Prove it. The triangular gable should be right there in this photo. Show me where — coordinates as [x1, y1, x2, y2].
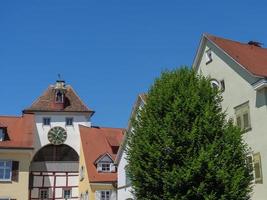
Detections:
[94, 153, 113, 164]
[193, 33, 266, 78]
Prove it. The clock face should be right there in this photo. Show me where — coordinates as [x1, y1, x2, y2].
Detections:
[48, 126, 67, 145]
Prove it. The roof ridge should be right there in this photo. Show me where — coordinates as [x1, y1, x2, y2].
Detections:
[0, 115, 21, 118]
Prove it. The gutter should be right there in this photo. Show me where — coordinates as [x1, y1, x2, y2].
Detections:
[252, 78, 267, 90]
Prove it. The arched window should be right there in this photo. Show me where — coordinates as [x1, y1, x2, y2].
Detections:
[33, 144, 79, 162]
[55, 90, 64, 103]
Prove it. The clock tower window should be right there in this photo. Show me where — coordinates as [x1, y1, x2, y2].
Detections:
[54, 79, 66, 104]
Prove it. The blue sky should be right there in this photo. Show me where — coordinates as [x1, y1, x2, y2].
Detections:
[0, 1, 266, 128]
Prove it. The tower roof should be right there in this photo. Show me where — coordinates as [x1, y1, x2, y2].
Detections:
[23, 83, 94, 114]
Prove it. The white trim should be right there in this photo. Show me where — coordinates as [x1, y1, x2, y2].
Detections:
[253, 79, 267, 90]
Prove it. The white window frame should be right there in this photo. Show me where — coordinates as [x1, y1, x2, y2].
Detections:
[0, 160, 12, 182]
[100, 190, 111, 200]
[100, 162, 111, 172]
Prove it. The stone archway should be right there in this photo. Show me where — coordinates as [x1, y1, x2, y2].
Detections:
[29, 144, 79, 200]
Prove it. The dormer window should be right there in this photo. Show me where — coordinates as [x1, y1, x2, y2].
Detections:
[0, 128, 7, 141]
[0, 129, 5, 141]
[55, 90, 64, 103]
[95, 153, 116, 173]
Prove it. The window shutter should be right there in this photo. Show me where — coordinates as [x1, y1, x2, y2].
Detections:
[12, 161, 19, 182]
[95, 191, 101, 200]
[110, 163, 116, 172]
[110, 190, 117, 200]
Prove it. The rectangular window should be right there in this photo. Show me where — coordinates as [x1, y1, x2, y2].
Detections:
[101, 163, 110, 172]
[66, 117, 73, 126]
[63, 188, 71, 199]
[100, 191, 110, 200]
[205, 49, 213, 64]
[0, 160, 12, 181]
[253, 152, 263, 184]
[43, 118, 51, 126]
[39, 188, 48, 199]
[234, 102, 251, 132]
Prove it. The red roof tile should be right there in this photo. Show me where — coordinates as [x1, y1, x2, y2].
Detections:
[206, 34, 267, 77]
[79, 125, 124, 183]
[0, 114, 34, 149]
[23, 85, 94, 114]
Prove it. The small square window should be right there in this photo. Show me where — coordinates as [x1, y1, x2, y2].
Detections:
[100, 191, 110, 200]
[205, 49, 213, 64]
[39, 188, 48, 199]
[66, 118, 73, 126]
[43, 118, 51, 126]
[63, 188, 71, 199]
[101, 163, 110, 172]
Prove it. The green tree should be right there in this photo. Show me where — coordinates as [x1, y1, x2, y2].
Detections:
[127, 68, 252, 200]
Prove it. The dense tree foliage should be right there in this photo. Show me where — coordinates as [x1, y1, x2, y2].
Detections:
[127, 68, 252, 200]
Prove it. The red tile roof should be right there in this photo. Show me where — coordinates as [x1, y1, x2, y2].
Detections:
[0, 114, 34, 149]
[79, 125, 124, 183]
[206, 34, 267, 77]
[23, 85, 94, 114]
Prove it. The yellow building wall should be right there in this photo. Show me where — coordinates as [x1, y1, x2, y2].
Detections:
[0, 151, 32, 200]
[79, 141, 116, 200]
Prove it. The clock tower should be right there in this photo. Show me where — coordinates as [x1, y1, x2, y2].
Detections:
[23, 80, 94, 200]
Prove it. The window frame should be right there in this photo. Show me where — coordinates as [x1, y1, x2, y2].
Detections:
[100, 190, 111, 200]
[39, 188, 49, 199]
[234, 101, 251, 132]
[0, 129, 5, 141]
[0, 160, 12, 182]
[253, 152, 263, 184]
[205, 48, 213, 64]
[43, 117, 51, 126]
[65, 117, 73, 126]
[63, 188, 72, 199]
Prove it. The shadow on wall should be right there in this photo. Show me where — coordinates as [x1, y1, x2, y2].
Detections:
[256, 89, 267, 108]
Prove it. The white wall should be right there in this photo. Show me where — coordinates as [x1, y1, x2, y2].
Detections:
[196, 39, 267, 200]
[34, 112, 91, 155]
[117, 150, 134, 200]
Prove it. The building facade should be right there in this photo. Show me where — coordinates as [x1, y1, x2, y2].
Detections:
[0, 80, 123, 200]
[193, 34, 267, 200]
[115, 94, 146, 200]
